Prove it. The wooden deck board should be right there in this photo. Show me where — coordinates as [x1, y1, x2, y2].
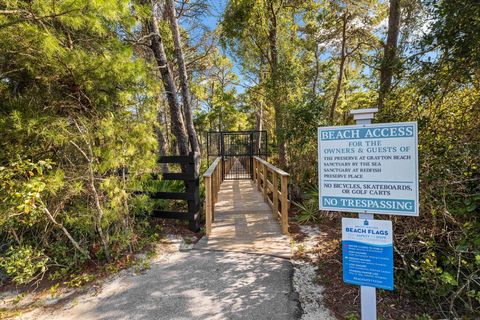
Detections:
[195, 180, 291, 258]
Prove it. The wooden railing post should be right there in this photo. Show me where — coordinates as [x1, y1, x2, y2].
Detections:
[280, 175, 289, 234]
[203, 157, 222, 236]
[256, 159, 261, 191]
[214, 166, 217, 226]
[262, 163, 268, 201]
[205, 176, 212, 236]
[213, 165, 218, 204]
[252, 156, 289, 235]
[273, 171, 278, 218]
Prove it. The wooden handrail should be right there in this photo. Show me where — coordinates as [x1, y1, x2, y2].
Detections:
[203, 157, 221, 177]
[253, 156, 289, 176]
[203, 157, 222, 236]
[253, 156, 290, 234]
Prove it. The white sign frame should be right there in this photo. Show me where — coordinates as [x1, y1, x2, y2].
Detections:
[318, 122, 419, 216]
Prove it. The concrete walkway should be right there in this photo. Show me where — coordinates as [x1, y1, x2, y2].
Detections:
[18, 250, 300, 320]
[195, 180, 291, 258]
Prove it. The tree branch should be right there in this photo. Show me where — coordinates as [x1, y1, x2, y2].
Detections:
[43, 205, 91, 259]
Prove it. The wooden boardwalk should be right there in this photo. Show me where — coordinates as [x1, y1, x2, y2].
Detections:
[195, 180, 291, 258]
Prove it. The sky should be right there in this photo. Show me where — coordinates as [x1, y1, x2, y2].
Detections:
[203, 0, 226, 30]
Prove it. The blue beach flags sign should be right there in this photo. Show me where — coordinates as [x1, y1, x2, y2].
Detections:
[318, 122, 419, 216]
[342, 218, 394, 290]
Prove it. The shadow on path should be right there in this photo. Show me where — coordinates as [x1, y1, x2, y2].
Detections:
[23, 251, 300, 320]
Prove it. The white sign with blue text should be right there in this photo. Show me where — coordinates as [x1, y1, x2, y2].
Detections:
[342, 218, 393, 290]
[318, 122, 419, 216]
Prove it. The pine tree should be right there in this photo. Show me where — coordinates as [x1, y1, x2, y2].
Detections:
[0, 0, 158, 280]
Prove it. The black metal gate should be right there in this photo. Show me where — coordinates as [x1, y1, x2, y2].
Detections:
[207, 131, 268, 180]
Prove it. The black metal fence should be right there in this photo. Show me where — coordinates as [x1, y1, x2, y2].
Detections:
[207, 131, 268, 180]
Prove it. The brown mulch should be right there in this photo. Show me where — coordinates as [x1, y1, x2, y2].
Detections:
[150, 218, 202, 240]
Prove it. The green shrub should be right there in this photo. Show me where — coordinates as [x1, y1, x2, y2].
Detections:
[0, 0, 158, 285]
[0, 246, 49, 285]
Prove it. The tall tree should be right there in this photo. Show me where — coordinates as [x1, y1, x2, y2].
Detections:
[329, 12, 348, 124]
[316, 0, 383, 124]
[254, 60, 267, 154]
[378, 0, 401, 110]
[156, 96, 170, 172]
[146, 0, 190, 156]
[0, 0, 159, 281]
[221, 0, 304, 167]
[267, 1, 287, 166]
[193, 48, 245, 132]
[165, 0, 200, 161]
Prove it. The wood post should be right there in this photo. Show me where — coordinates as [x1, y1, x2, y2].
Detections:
[203, 157, 223, 236]
[256, 159, 261, 191]
[213, 165, 218, 204]
[273, 171, 278, 218]
[262, 163, 268, 201]
[212, 166, 216, 220]
[280, 175, 289, 234]
[205, 175, 212, 236]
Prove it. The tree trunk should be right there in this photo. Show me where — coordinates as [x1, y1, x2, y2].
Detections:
[146, 3, 189, 157]
[218, 100, 222, 132]
[378, 0, 401, 110]
[330, 13, 348, 125]
[268, 3, 286, 167]
[312, 43, 320, 98]
[255, 61, 265, 155]
[165, 0, 200, 173]
[71, 121, 111, 261]
[254, 100, 263, 154]
[156, 100, 169, 173]
[209, 81, 215, 130]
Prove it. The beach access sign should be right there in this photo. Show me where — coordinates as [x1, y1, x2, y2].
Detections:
[342, 218, 393, 290]
[318, 122, 419, 216]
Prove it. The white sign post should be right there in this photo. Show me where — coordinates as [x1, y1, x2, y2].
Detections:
[318, 108, 419, 320]
[353, 109, 377, 320]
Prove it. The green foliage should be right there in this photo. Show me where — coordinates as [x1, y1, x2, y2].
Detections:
[378, 2, 480, 311]
[388, 86, 480, 315]
[192, 48, 249, 132]
[285, 98, 327, 186]
[63, 273, 96, 288]
[0, 246, 49, 285]
[294, 200, 321, 224]
[423, 0, 480, 79]
[0, 159, 54, 227]
[0, 0, 159, 285]
[345, 312, 358, 320]
[293, 186, 321, 224]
